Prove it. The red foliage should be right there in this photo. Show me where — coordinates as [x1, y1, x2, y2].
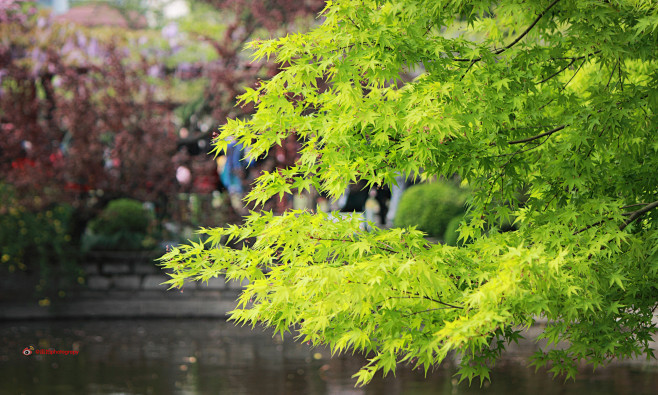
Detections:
[0, 13, 180, 224]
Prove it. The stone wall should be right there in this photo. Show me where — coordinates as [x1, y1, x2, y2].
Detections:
[0, 251, 248, 320]
[81, 251, 247, 293]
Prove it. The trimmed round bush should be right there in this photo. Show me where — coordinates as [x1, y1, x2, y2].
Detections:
[394, 181, 466, 238]
[85, 198, 153, 250]
[90, 198, 150, 235]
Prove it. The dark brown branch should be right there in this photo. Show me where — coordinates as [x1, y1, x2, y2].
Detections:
[553, 50, 601, 61]
[454, 0, 562, 62]
[574, 200, 658, 234]
[496, 133, 552, 160]
[537, 57, 587, 111]
[388, 294, 464, 310]
[574, 219, 608, 235]
[538, 57, 577, 84]
[493, 0, 562, 55]
[620, 200, 658, 231]
[605, 59, 619, 89]
[402, 307, 449, 317]
[346, 15, 360, 30]
[508, 125, 566, 145]
[460, 59, 478, 81]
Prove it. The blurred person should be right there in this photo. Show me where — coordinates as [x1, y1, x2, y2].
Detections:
[220, 139, 247, 214]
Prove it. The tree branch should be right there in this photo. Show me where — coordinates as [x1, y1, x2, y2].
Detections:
[402, 307, 450, 317]
[619, 200, 658, 231]
[538, 57, 577, 84]
[493, 0, 562, 56]
[508, 125, 566, 145]
[390, 293, 464, 310]
[454, 0, 562, 62]
[574, 200, 658, 234]
[574, 218, 608, 235]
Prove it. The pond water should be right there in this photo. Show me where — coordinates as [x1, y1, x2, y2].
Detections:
[1, 319, 656, 395]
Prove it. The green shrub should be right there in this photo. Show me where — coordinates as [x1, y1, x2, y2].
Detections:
[394, 181, 466, 238]
[0, 183, 80, 291]
[89, 198, 150, 234]
[84, 198, 154, 251]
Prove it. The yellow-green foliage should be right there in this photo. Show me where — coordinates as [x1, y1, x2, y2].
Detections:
[162, 0, 658, 385]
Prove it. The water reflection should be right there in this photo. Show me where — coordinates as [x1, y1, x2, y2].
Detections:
[0, 319, 656, 394]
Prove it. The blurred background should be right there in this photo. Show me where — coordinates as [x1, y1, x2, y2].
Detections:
[1, 0, 328, 298]
[1, 1, 657, 393]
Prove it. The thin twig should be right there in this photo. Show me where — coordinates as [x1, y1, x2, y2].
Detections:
[346, 15, 360, 30]
[377, 295, 463, 310]
[493, 0, 562, 56]
[460, 59, 478, 81]
[508, 125, 566, 145]
[574, 219, 608, 235]
[606, 59, 619, 89]
[538, 57, 577, 84]
[309, 235, 398, 254]
[395, 290, 464, 310]
[497, 134, 551, 157]
[538, 57, 587, 111]
[402, 307, 449, 317]
[424, 22, 434, 36]
[552, 50, 601, 61]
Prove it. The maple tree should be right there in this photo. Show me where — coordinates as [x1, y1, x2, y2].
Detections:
[162, 0, 658, 385]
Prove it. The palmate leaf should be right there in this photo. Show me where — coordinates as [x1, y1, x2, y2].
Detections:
[161, 0, 658, 386]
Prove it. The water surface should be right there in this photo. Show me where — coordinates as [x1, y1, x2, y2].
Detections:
[1, 319, 656, 394]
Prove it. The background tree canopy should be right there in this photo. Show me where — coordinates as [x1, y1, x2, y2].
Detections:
[161, 0, 658, 385]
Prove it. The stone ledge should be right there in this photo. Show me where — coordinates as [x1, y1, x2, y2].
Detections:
[0, 298, 239, 320]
